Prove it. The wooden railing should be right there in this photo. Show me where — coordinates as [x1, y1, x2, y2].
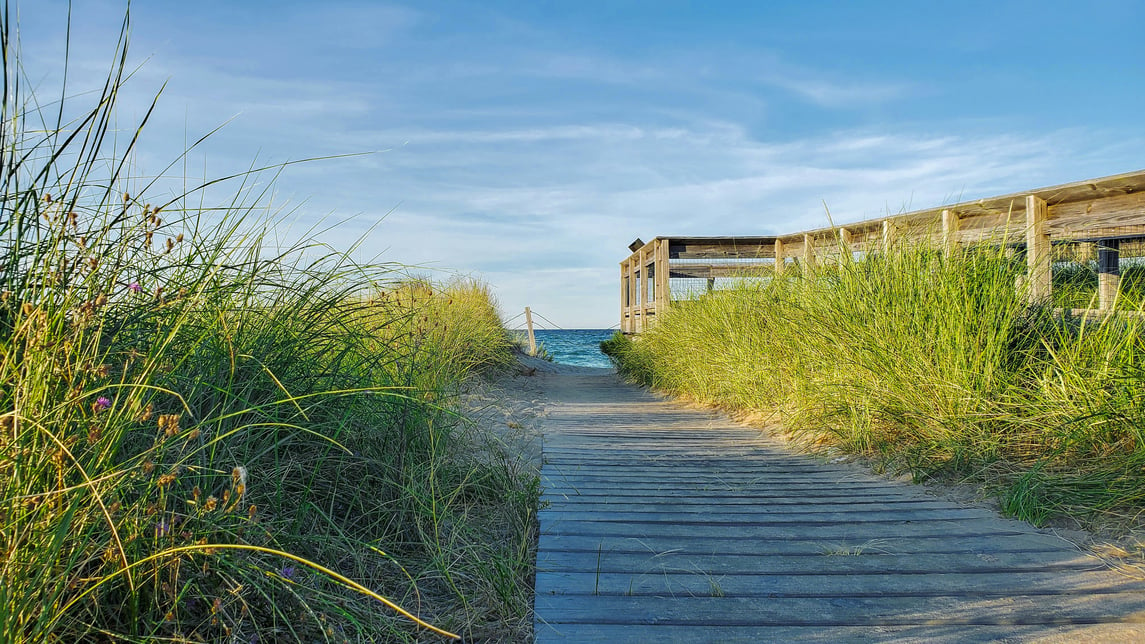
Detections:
[620, 169, 1145, 333]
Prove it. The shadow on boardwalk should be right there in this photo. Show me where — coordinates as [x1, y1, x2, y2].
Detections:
[532, 369, 1145, 643]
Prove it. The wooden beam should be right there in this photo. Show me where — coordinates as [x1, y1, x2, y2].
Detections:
[668, 263, 776, 279]
[803, 234, 816, 270]
[942, 209, 960, 257]
[1026, 195, 1051, 303]
[838, 227, 853, 265]
[666, 237, 775, 260]
[773, 238, 785, 277]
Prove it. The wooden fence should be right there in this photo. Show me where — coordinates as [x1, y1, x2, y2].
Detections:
[620, 169, 1145, 333]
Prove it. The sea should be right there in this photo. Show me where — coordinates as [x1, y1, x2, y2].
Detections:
[521, 329, 617, 368]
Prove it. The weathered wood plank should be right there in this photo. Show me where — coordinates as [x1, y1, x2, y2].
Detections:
[541, 495, 940, 507]
[535, 569, 1145, 598]
[538, 507, 996, 523]
[535, 622, 1145, 644]
[535, 549, 1102, 575]
[538, 517, 1043, 540]
[534, 593, 1145, 626]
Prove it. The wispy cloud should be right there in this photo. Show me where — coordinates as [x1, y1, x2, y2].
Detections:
[18, 1, 1143, 328]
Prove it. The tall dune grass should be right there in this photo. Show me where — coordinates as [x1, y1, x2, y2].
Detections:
[604, 244, 1145, 526]
[1, 6, 533, 642]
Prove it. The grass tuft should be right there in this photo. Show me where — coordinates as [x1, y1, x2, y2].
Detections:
[1, 5, 535, 642]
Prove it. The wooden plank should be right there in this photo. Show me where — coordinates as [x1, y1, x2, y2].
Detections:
[667, 263, 774, 279]
[1049, 190, 1145, 235]
[541, 468, 911, 482]
[538, 518, 1058, 541]
[667, 237, 775, 260]
[538, 499, 978, 514]
[802, 234, 816, 269]
[537, 532, 1075, 556]
[540, 481, 926, 495]
[773, 238, 785, 276]
[536, 623, 1145, 644]
[538, 507, 1001, 525]
[535, 553, 1102, 579]
[534, 593, 1145, 626]
[536, 569, 1145, 598]
[542, 491, 921, 503]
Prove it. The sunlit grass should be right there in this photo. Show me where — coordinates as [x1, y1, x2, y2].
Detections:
[604, 243, 1145, 527]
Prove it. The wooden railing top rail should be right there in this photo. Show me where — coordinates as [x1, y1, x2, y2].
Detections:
[619, 168, 1145, 333]
[622, 168, 1145, 266]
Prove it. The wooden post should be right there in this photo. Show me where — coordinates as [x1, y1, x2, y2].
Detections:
[647, 241, 657, 305]
[524, 307, 536, 356]
[882, 219, 896, 251]
[802, 234, 816, 271]
[1098, 239, 1120, 311]
[655, 238, 671, 317]
[773, 238, 785, 277]
[1026, 195, 1051, 303]
[942, 209, 959, 258]
[838, 227, 852, 265]
[619, 260, 629, 333]
[637, 244, 648, 332]
[627, 257, 638, 333]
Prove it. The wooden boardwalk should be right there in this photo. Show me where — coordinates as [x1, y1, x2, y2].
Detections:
[534, 371, 1145, 643]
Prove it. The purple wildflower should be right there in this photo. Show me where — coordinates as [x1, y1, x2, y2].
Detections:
[95, 396, 111, 411]
[155, 519, 170, 537]
[128, 282, 142, 293]
[280, 565, 296, 580]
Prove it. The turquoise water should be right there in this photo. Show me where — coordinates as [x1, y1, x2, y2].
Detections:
[524, 329, 616, 368]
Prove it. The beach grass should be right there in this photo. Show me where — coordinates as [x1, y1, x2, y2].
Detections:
[1, 6, 534, 642]
[603, 242, 1145, 527]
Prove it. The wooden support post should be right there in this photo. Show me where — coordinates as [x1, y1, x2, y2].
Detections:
[1098, 239, 1120, 311]
[656, 238, 671, 316]
[838, 227, 852, 265]
[773, 238, 785, 277]
[637, 245, 648, 332]
[802, 234, 816, 271]
[632, 256, 641, 330]
[524, 307, 536, 356]
[942, 209, 960, 258]
[650, 239, 659, 304]
[1025, 195, 1051, 303]
[619, 260, 629, 333]
[882, 219, 896, 251]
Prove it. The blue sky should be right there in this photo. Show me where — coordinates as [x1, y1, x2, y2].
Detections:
[20, 0, 1145, 327]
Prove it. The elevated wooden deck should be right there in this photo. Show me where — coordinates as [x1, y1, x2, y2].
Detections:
[621, 169, 1145, 332]
[534, 372, 1145, 642]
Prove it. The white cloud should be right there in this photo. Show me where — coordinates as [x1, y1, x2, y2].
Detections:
[15, 2, 1143, 329]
